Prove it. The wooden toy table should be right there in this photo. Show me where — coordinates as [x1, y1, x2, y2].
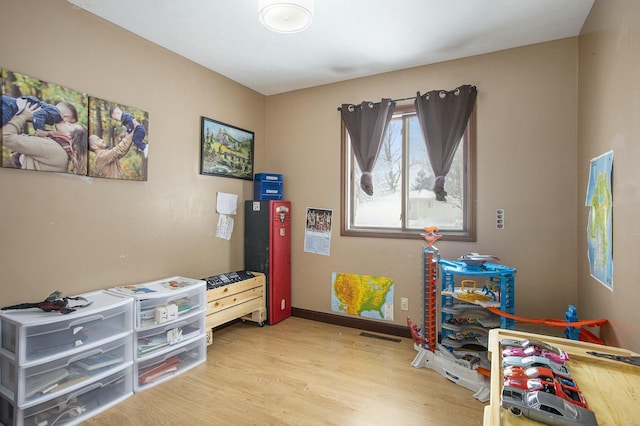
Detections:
[483, 328, 640, 426]
[205, 272, 266, 345]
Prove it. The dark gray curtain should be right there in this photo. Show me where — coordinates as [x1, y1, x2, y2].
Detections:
[340, 98, 395, 196]
[414, 85, 477, 201]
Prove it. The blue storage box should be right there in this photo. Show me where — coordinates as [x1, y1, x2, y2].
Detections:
[254, 173, 284, 200]
[254, 173, 283, 183]
[254, 181, 283, 200]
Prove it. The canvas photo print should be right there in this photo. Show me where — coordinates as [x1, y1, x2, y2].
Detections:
[1, 69, 88, 175]
[88, 96, 148, 181]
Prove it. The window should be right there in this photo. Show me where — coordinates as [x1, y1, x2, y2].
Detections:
[341, 104, 476, 240]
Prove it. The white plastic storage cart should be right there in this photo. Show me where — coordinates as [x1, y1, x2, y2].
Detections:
[107, 276, 207, 392]
[0, 290, 134, 426]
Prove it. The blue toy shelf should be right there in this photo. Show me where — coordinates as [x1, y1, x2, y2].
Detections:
[439, 259, 516, 342]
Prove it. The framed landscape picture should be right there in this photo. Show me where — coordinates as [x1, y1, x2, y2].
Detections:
[200, 116, 254, 180]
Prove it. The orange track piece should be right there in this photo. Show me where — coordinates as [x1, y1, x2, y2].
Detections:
[476, 366, 491, 377]
[485, 307, 607, 329]
[578, 328, 605, 345]
[485, 307, 607, 345]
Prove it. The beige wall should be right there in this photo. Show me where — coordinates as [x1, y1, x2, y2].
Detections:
[578, 0, 640, 352]
[267, 39, 579, 329]
[0, 0, 265, 302]
[5, 0, 633, 352]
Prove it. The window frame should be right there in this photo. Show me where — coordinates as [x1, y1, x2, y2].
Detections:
[340, 104, 476, 241]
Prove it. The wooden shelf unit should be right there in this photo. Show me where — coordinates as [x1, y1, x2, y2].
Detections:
[206, 272, 266, 344]
[483, 328, 640, 426]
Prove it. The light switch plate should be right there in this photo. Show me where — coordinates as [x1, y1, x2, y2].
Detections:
[496, 208, 504, 229]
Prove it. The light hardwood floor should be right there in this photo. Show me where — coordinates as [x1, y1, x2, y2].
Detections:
[84, 317, 486, 425]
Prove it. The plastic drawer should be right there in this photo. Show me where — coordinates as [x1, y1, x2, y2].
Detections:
[135, 288, 204, 330]
[135, 314, 204, 359]
[0, 365, 132, 426]
[134, 335, 206, 392]
[254, 181, 283, 200]
[107, 277, 206, 330]
[254, 173, 283, 182]
[0, 292, 132, 365]
[254, 193, 283, 200]
[0, 333, 131, 407]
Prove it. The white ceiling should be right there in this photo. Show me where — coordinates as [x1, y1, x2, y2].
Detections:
[67, 0, 594, 96]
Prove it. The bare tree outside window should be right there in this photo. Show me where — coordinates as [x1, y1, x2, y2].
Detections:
[380, 122, 401, 194]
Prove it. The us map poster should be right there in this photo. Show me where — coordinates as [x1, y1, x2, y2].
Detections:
[331, 272, 394, 321]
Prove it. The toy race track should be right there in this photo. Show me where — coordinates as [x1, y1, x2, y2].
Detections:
[485, 306, 608, 345]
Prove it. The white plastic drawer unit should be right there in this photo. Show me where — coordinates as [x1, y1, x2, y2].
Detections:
[0, 334, 132, 407]
[107, 276, 206, 330]
[134, 335, 206, 392]
[135, 287, 204, 330]
[0, 365, 132, 426]
[0, 291, 132, 365]
[135, 314, 204, 359]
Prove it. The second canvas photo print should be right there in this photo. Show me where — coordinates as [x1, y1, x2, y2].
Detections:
[88, 97, 149, 181]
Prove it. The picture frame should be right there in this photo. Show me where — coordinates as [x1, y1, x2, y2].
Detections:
[200, 116, 254, 180]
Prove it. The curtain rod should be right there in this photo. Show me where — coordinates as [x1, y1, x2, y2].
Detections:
[336, 96, 415, 111]
[337, 85, 477, 111]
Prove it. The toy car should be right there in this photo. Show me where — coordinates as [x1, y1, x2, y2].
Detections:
[501, 385, 598, 426]
[551, 381, 588, 409]
[524, 339, 570, 360]
[504, 366, 576, 384]
[503, 367, 570, 388]
[503, 365, 571, 383]
[503, 376, 553, 392]
[502, 375, 530, 390]
[503, 365, 529, 380]
[502, 355, 572, 376]
[500, 338, 526, 348]
[522, 379, 588, 409]
[503, 366, 557, 389]
[525, 368, 587, 408]
[502, 345, 569, 364]
[525, 367, 576, 388]
[501, 337, 569, 355]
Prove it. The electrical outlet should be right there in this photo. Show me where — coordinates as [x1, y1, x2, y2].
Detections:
[401, 297, 409, 311]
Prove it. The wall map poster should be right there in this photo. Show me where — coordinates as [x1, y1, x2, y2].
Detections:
[331, 272, 394, 321]
[585, 150, 613, 290]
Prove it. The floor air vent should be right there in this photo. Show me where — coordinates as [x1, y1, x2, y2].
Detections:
[359, 332, 402, 343]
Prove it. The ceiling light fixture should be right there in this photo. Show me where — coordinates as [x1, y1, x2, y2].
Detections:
[258, 0, 313, 34]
